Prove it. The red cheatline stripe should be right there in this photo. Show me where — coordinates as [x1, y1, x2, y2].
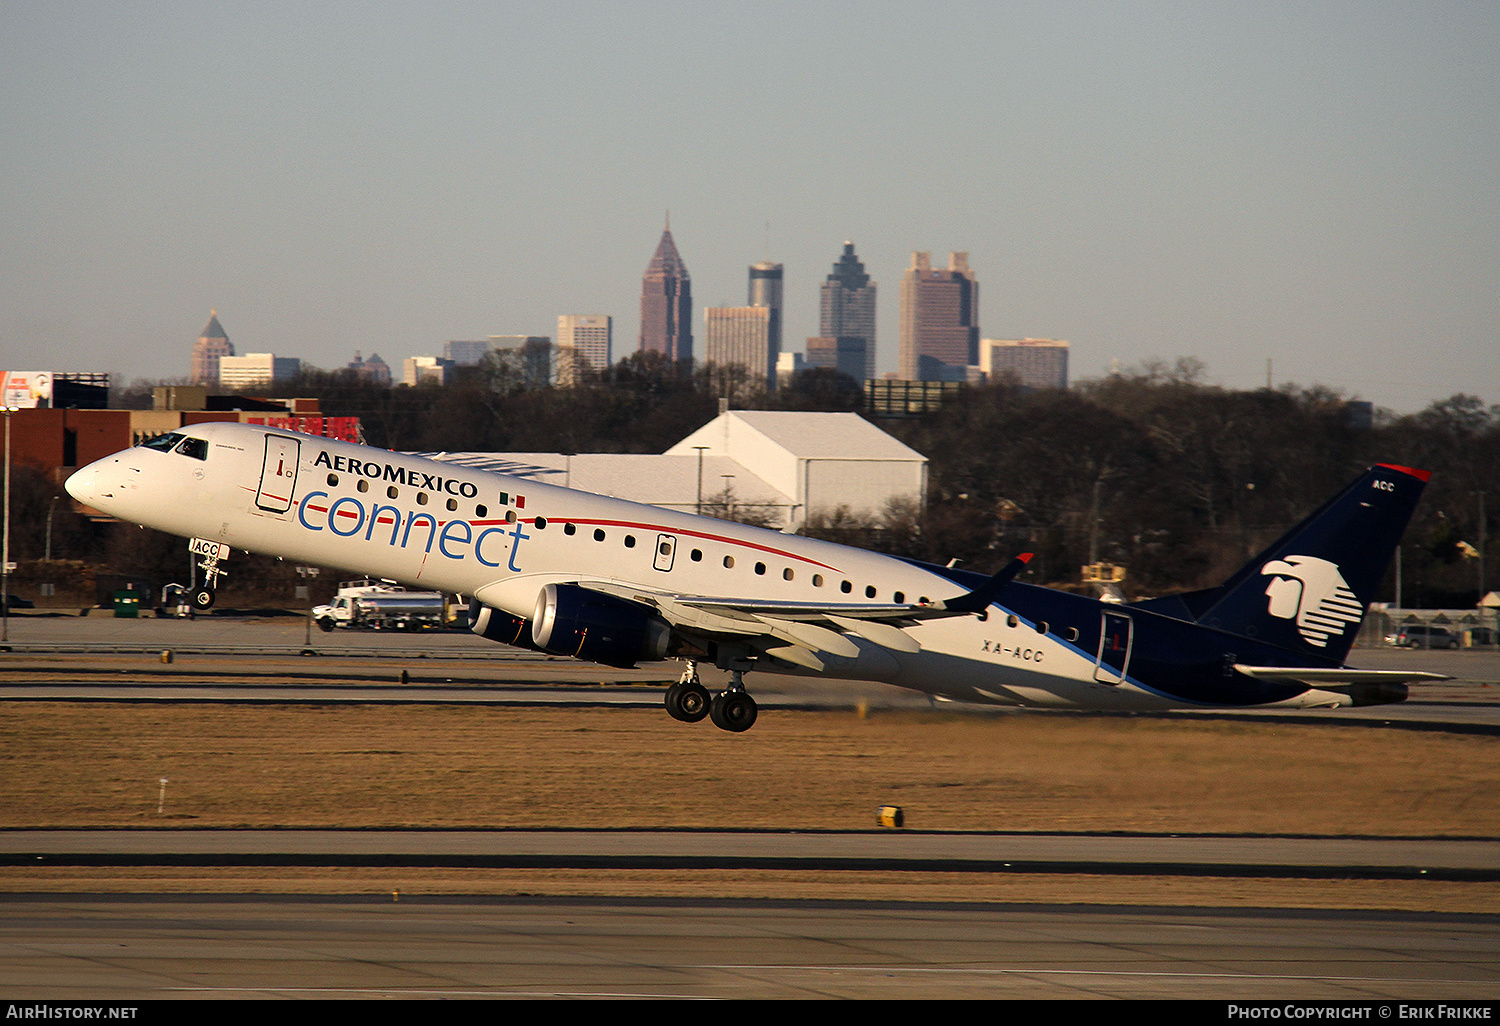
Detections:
[541, 517, 842, 571]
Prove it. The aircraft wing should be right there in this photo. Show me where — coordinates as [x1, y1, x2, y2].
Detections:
[527, 553, 1032, 672]
[584, 583, 934, 665]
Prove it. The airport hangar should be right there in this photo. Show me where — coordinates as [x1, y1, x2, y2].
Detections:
[414, 409, 928, 533]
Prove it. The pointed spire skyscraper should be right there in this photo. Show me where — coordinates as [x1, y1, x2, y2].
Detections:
[638, 219, 693, 364]
[190, 310, 234, 384]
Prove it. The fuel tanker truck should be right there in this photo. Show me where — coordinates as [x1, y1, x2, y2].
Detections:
[313, 579, 448, 631]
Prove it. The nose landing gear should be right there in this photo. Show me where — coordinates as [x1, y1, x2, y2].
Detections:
[187, 538, 230, 611]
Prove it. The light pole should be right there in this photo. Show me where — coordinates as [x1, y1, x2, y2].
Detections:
[2, 407, 14, 644]
[693, 446, 708, 514]
[44, 494, 58, 563]
[1476, 491, 1488, 606]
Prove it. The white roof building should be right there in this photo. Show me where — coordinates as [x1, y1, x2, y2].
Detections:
[219, 353, 301, 389]
[667, 411, 926, 529]
[419, 410, 927, 532]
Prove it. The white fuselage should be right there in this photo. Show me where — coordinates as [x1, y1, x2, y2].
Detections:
[66, 421, 1335, 711]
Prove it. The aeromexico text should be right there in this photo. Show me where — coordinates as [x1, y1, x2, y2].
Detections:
[314, 450, 479, 498]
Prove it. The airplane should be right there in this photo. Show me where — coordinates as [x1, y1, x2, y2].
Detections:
[65, 421, 1446, 731]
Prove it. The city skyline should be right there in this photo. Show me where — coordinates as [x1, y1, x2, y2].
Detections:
[3, 3, 1496, 413]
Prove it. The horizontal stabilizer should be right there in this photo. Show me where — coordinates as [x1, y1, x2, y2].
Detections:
[1231, 665, 1451, 687]
[1234, 664, 1448, 707]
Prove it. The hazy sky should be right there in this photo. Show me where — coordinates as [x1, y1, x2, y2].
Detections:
[2, 0, 1496, 413]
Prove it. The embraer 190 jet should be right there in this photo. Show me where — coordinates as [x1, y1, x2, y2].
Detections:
[66, 421, 1444, 731]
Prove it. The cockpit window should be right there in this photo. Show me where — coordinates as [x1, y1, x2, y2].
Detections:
[141, 432, 184, 452]
[176, 437, 209, 461]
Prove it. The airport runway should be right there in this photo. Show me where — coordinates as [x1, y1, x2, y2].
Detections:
[1, 893, 1497, 1000]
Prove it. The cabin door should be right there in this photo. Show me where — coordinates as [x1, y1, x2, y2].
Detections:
[1094, 611, 1133, 685]
[255, 435, 301, 513]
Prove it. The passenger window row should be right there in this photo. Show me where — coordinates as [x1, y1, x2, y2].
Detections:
[1004, 612, 1081, 642]
[323, 472, 491, 519]
[552, 520, 927, 605]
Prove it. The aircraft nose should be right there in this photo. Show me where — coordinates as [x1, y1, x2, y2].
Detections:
[65, 465, 98, 505]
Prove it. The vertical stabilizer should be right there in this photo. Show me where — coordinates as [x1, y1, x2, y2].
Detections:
[1195, 464, 1429, 662]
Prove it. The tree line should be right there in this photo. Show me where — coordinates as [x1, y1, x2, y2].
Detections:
[15, 354, 1498, 609]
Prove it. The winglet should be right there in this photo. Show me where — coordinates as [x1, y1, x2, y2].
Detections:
[942, 553, 1033, 614]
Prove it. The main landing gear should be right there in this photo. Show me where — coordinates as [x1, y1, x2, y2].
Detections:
[664, 661, 758, 733]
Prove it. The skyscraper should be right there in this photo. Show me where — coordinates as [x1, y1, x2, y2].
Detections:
[748, 261, 782, 388]
[639, 222, 692, 363]
[487, 336, 552, 389]
[704, 306, 774, 392]
[218, 353, 301, 390]
[443, 340, 492, 365]
[820, 242, 876, 380]
[348, 351, 391, 385]
[190, 311, 234, 385]
[805, 336, 870, 382]
[899, 252, 979, 381]
[557, 315, 613, 385]
[980, 338, 1069, 390]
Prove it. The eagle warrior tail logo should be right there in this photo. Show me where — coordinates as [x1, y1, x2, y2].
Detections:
[1261, 555, 1364, 648]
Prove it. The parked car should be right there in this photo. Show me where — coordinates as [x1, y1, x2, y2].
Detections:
[3, 594, 33, 610]
[1385, 625, 1460, 649]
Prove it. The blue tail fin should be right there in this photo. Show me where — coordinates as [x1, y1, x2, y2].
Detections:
[1189, 464, 1428, 662]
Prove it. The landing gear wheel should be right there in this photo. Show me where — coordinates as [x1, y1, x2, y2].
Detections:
[191, 587, 216, 610]
[665, 681, 711, 722]
[709, 690, 758, 732]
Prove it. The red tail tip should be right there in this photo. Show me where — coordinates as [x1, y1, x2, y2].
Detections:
[1017, 552, 1034, 563]
[1376, 464, 1432, 483]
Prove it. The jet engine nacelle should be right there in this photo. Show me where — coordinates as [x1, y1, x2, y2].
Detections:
[531, 583, 672, 668]
[469, 599, 545, 652]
